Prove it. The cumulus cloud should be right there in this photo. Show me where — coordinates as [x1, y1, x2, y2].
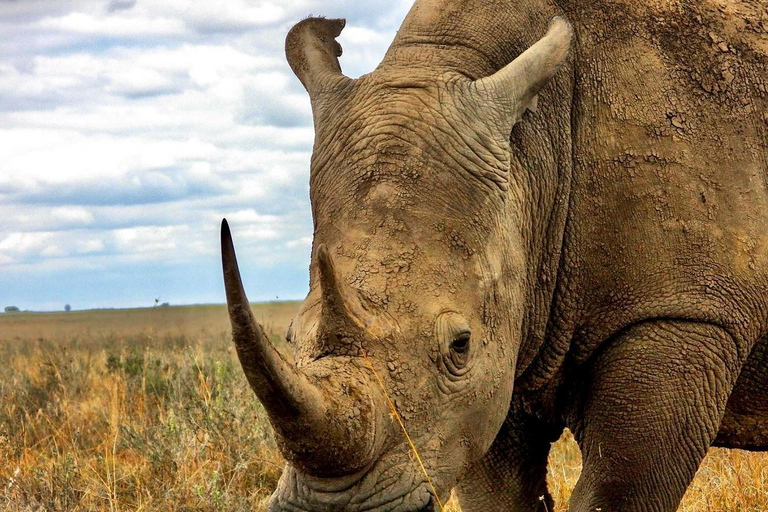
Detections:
[38, 12, 187, 38]
[0, 0, 413, 310]
[108, 0, 137, 13]
[51, 206, 95, 225]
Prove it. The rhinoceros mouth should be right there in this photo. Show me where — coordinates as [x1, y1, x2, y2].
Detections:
[268, 462, 439, 512]
[268, 491, 434, 512]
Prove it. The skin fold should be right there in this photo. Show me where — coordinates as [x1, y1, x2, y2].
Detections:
[222, 1, 768, 511]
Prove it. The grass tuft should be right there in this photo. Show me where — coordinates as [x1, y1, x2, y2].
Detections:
[0, 303, 765, 511]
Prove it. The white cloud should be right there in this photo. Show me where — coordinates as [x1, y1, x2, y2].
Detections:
[228, 209, 279, 224]
[0, 129, 220, 185]
[113, 225, 180, 253]
[77, 239, 105, 254]
[155, 2, 287, 32]
[0, 0, 414, 309]
[109, 0, 137, 13]
[0, 232, 55, 255]
[104, 67, 179, 97]
[0, 1, 84, 22]
[51, 206, 94, 225]
[286, 236, 312, 249]
[39, 12, 187, 38]
[341, 26, 391, 46]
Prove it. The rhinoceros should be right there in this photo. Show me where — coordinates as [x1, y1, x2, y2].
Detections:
[221, 0, 768, 510]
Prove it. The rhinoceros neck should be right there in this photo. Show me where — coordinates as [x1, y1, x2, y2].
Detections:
[379, 0, 564, 79]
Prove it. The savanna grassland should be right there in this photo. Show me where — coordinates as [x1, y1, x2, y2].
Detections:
[1, 303, 766, 511]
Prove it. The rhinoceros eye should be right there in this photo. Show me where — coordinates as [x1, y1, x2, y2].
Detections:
[436, 312, 474, 378]
[450, 332, 471, 354]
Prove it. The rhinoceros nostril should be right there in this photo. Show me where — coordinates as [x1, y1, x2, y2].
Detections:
[415, 496, 435, 512]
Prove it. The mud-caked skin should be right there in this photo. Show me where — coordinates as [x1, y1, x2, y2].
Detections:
[221, 1, 768, 511]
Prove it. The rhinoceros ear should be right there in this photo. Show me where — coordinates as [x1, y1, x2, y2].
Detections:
[285, 17, 355, 101]
[474, 16, 572, 129]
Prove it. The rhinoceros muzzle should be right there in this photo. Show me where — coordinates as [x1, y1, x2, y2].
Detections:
[264, 457, 439, 512]
[267, 492, 436, 512]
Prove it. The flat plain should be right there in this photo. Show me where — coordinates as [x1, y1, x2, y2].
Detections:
[1, 303, 766, 511]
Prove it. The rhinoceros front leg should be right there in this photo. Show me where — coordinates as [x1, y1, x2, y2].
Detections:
[455, 403, 561, 512]
[568, 320, 744, 512]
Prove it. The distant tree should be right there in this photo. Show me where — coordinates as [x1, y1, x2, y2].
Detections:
[64, 304, 71, 312]
[160, 302, 170, 307]
[4, 306, 19, 313]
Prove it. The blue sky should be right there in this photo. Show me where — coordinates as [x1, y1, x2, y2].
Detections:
[0, 0, 414, 311]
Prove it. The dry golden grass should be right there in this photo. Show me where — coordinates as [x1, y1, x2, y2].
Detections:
[1, 303, 766, 511]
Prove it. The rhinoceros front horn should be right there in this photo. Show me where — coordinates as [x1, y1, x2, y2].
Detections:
[221, 219, 326, 418]
[221, 220, 380, 476]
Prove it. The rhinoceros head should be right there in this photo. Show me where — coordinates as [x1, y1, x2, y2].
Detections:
[222, 7, 572, 512]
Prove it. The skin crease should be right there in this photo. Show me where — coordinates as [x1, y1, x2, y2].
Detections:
[225, 1, 768, 511]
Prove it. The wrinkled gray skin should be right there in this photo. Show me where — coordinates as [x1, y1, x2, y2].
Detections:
[222, 0, 768, 510]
